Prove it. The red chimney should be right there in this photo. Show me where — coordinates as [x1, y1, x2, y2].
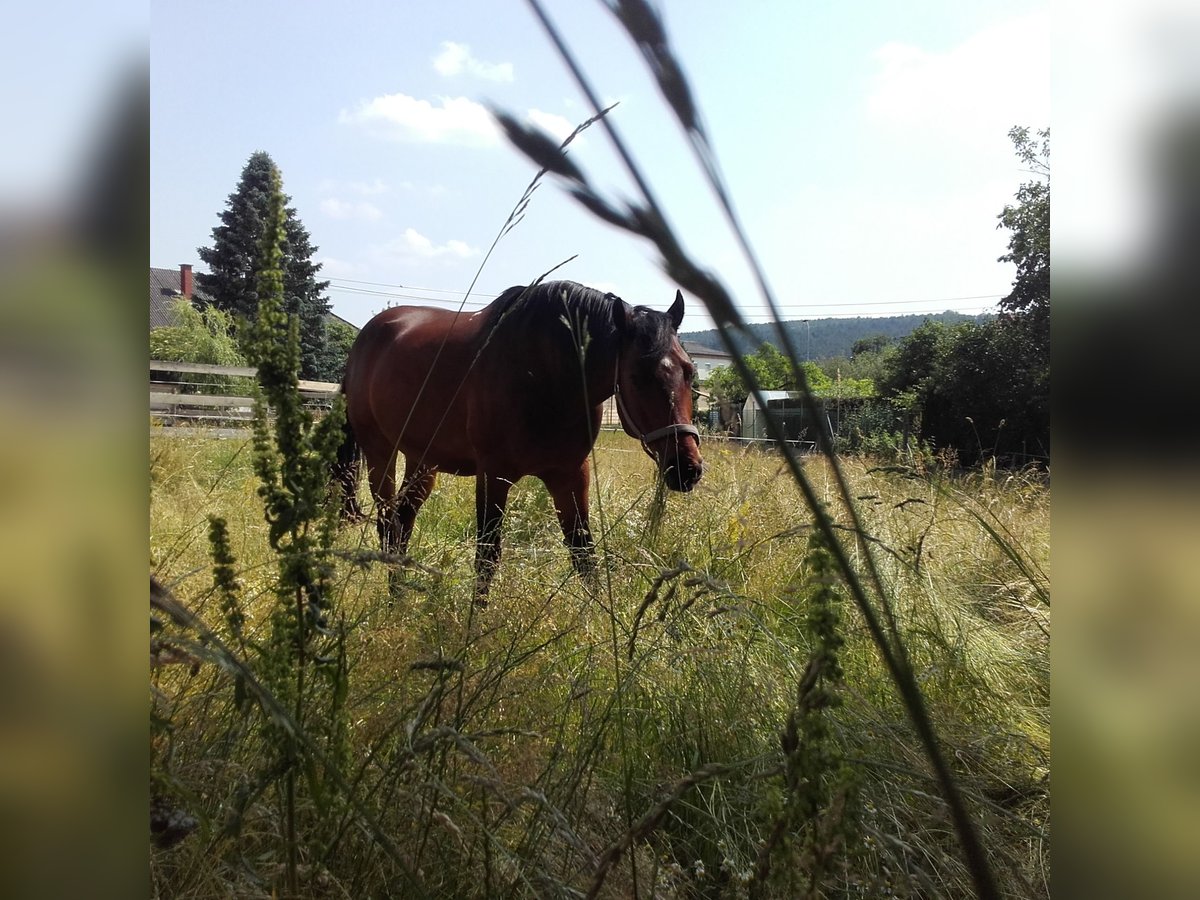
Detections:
[179, 263, 194, 299]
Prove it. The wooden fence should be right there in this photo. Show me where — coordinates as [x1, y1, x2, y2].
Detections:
[151, 360, 628, 439]
[150, 360, 340, 438]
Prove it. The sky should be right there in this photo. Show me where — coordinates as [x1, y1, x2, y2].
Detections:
[150, 0, 1051, 331]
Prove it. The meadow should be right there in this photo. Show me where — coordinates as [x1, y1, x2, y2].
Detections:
[150, 430, 1049, 898]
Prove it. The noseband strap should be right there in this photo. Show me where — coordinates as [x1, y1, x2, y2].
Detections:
[639, 421, 701, 444]
[614, 382, 701, 454]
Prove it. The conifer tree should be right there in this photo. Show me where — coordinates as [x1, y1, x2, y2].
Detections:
[197, 151, 332, 379]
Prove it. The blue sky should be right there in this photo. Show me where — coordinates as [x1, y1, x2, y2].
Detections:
[150, 1, 1050, 330]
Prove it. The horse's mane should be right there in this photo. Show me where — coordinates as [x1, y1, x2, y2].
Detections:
[488, 280, 673, 356]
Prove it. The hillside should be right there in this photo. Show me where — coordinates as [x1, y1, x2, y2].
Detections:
[680, 310, 991, 361]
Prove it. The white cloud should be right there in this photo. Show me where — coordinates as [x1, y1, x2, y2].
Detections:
[378, 227, 478, 261]
[867, 12, 1050, 142]
[527, 108, 578, 143]
[394, 179, 450, 197]
[340, 91, 595, 152]
[320, 197, 383, 221]
[348, 178, 390, 196]
[316, 256, 361, 278]
[339, 93, 500, 146]
[433, 41, 514, 82]
[318, 178, 390, 196]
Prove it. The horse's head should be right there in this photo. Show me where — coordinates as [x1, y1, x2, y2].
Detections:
[613, 290, 704, 492]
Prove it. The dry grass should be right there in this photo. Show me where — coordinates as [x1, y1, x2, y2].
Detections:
[150, 431, 1048, 899]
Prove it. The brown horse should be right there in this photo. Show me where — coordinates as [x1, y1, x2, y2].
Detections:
[333, 280, 703, 599]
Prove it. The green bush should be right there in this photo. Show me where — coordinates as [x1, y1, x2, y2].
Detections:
[150, 299, 249, 393]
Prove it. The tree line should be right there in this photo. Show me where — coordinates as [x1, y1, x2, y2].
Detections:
[681, 309, 990, 362]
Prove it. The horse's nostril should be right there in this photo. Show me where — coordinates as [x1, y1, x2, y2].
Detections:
[662, 459, 702, 492]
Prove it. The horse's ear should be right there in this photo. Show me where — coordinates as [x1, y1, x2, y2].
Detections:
[668, 290, 685, 330]
[611, 296, 628, 335]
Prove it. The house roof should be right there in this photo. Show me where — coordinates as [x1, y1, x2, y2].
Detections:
[681, 341, 732, 360]
[149, 266, 215, 329]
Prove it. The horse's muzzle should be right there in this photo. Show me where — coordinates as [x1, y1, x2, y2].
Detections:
[661, 453, 703, 493]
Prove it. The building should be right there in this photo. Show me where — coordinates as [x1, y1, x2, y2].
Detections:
[742, 391, 822, 442]
[681, 341, 734, 382]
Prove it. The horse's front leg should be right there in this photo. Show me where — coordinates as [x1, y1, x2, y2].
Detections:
[474, 473, 514, 604]
[541, 462, 597, 586]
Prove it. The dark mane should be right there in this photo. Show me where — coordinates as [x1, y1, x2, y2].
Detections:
[488, 280, 618, 332]
[488, 280, 673, 356]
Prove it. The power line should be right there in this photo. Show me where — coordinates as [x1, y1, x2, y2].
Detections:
[737, 307, 995, 320]
[326, 276, 491, 296]
[327, 284, 489, 306]
[325, 278, 1001, 314]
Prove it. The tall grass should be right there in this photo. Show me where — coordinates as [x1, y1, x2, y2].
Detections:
[150, 431, 1048, 898]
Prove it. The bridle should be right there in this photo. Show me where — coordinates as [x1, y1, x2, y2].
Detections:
[614, 377, 701, 458]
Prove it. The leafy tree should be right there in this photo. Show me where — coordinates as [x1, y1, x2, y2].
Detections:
[995, 127, 1049, 449]
[149, 298, 246, 368]
[197, 151, 331, 379]
[801, 361, 833, 395]
[745, 342, 794, 391]
[150, 298, 248, 392]
[851, 334, 891, 357]
[879, 318, 1047, 465]
[314, 317, 358, 383]
[879, 321, 967, 459]
[821, 374, 876, 400]
[996, 127, 1049, 323]
[706, 364, 747, 406]
[879, 321, 955, 399]
[819, 336, 893, 390]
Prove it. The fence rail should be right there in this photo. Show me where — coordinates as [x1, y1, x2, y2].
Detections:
[150, 360, 340, 438]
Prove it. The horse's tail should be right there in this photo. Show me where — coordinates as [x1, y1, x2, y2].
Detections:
[332, 384, 365, 522]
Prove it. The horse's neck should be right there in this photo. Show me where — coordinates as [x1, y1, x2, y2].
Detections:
[577, 323, 621, 405]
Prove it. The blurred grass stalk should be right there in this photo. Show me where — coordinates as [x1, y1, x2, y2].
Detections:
[1055, 1, 1200, 894]
[0, 58, 148, 900]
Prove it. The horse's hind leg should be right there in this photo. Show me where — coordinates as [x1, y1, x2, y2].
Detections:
[395, 459, 437, 555]
[362, 440, 399, 554]
[541, 462, 597, 585]
[333, 414, 366, 522]
[474, 473, 514, 604]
